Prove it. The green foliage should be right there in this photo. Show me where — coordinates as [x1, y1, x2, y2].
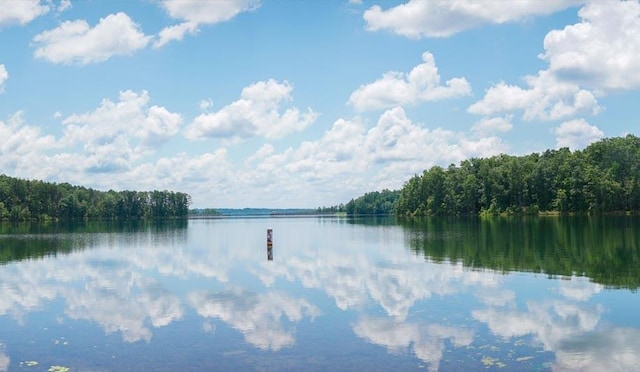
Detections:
[345, 189, 399, 215]
[0, 174, 191, 221]
[395, 135, 640, 216]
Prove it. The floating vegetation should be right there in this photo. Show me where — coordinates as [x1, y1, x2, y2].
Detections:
[19, 360, 39, 367]
[482, 356, 506, 368]
[48, 366, 70, 372]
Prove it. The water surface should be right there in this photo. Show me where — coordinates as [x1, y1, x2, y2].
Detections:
[0, 216, 639, 371]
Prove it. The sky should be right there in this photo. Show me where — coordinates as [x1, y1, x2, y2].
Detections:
[1, 0, 639, 208]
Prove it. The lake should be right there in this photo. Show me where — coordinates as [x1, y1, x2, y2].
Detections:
[1, 216, 639, 371]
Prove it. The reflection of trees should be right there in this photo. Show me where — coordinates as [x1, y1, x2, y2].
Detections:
[0, 220, 187, 265]
[188, 289, 319, 351]
[400, 216, 640, 289]
[353, 316, 473, 372]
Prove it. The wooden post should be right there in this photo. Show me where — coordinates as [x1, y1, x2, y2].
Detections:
[267, 228, 273, 261]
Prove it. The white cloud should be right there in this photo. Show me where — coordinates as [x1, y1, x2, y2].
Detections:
[364, 107, 508, 170]
[230, 107, 508, 207]
[0, 112, 56, 178]
[0, 0, 49, 26]
[348, 52, 471, 111]
[541, 0, 640, 91]
[62, 90, 181, 148]
[54, 90, 181, 175]
[199, 98, 213, 111]
[554, 118, 604, 150]
[32, 12, 151, 65]
[154, 0, 260, 47]
[0, 100, 506, 208]
[469, 1, 640, 124]
[57, 0, 72, 13]
[0, 64, 7, 93]
[471, 116, 513, 135]
[363, 0, 584, 38]
[468, 70, 600, 121]
[184, 79, 318, 141]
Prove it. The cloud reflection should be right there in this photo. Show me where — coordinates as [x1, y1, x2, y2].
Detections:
[189, 289, 319, 350]
[353, 316, 473, 371]
[471, 296, 640, 370]
[0, 348, 9, 372]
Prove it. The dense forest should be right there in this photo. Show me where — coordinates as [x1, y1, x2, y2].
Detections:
[341, 135, 640, 216]
[0, 174, 191, 221]
[344, 189, 399, 215]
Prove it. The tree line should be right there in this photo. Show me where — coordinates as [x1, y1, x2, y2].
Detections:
[339, 135, 640, 216]
[344, 189, 399, 215]
[0, 174, 191, 221]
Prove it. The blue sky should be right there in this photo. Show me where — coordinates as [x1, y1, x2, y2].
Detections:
[1, 0, 639, 208]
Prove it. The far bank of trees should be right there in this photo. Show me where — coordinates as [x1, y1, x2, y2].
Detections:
[0, 175, 191, 221]
[340, 135, 640, 216]
[345, 189, 399, 215]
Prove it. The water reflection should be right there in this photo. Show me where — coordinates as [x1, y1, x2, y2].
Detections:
[353, 316, 473, 370]
[0, 217, 638, 371]
[189, 289, 318, 350]
[399, 216, 640, 289]
[0, 345, 8, 371]
[471, 292, 640, 371]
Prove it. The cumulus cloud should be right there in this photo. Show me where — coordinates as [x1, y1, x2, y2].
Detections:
[154, 0, 260, 47]
[468, 70, 600, 121]
[233, 106, 508, 207]
[469, 1, 640, 124]
[363, 0, 584, 38]
[55, 90, 181, 174]
[541, 0, 640, 91]
[471, 116, 513, 135]
[184, 79, 318, 141]
[0, 64, 7, 93]
[0, 112, 56, 178]
[0, 0, 49, 26]
[32, 12, 151, 65]
[62, 90, 181, 147]
[554, 118, 604, 150]
[348, 52, 471, 111]
[0, 99, 506, 208]
[57, 0, 72, 13]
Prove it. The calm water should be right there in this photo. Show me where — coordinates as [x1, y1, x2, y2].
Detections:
[0, 216, 639, 371]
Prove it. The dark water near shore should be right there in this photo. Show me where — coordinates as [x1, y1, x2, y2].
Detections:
[0, 216, 639, 371]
